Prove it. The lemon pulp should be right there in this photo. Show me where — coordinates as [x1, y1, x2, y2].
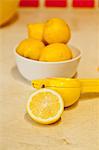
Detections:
[30, 92, 60, 119]
[27, 89, 64, 124]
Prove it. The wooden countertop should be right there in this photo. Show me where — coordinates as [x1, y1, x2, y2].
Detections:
[0, 9, 99, 150]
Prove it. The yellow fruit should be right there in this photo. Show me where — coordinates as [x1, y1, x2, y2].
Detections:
[39, 43, 72, 62]
[26, 88, 64, 124]
[0, 0, 19, 26]
[28, 23, 45, 41]
[16, 39, 45, 60]
[44, 18, 71, 44]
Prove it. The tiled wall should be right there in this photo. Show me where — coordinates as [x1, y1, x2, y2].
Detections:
[20, 0, 98, 8]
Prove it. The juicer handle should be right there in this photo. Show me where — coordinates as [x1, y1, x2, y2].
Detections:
[80, 79, 99, 93]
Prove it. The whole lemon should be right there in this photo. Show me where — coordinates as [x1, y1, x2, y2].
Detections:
[39, 43, 72, 62]
[44, 18, 71, 44]
[16, 39, 45, 60]
[28, 23, 45, 41]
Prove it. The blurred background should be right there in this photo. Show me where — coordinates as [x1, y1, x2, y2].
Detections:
[0, 0, 99, 27]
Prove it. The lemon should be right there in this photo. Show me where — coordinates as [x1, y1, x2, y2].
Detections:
[44, 18, 71, 44]
[39, 43, 72, 62]
[28, 23, 45, 41]
[0, 0, 19, 26]
[16, 39, 45, 60]
[26, 89, 64, 124]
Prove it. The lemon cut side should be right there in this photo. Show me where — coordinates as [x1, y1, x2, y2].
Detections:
[27, 89, 64, 124]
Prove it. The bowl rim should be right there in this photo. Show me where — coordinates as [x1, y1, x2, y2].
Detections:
[14, 44, 82, 64]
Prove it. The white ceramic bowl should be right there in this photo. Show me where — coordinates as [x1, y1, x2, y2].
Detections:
[14, 45, 81, 81]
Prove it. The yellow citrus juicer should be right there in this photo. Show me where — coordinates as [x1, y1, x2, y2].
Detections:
[32, 78, 99, 107]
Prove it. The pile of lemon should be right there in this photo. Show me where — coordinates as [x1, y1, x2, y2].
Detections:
[16, 18, 72, 62]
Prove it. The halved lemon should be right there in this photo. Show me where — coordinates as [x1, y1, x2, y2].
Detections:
[26, 89, 64, 124]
